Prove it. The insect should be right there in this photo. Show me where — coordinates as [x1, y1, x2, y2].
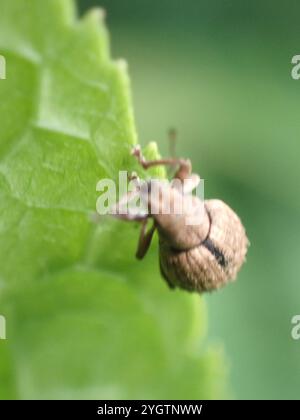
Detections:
[112, 144, 249, 294]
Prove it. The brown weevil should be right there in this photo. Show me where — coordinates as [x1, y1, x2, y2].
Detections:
[112, 145, 249, 294]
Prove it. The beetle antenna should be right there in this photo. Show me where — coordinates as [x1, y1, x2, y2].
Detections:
[168, 127, 177, 177]
[168, 127, 177, 158]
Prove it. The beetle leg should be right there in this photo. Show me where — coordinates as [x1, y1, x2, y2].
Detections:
[128, 171, 139, 182]
[159, 259, 175, 289]
[91, 207, 147, 224]
[110, 212, 148, 222]
[132, 145, 192, 182]
[168, 127, 177, 159]
[167, 128, 177, 177]
[173, 173, 200, 194]
[107, 188, 148, 221]
[136, 218, 156, 259]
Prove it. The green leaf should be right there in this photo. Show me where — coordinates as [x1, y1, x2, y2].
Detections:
[0, 0, 227, 399]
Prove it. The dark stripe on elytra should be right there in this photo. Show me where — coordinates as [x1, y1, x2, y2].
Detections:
[169, 238, 227, 268]
[201, 238, 227, 268]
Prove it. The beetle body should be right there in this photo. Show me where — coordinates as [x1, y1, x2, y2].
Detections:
[157, 198, 248, 292]
[112, 145, 249, 294]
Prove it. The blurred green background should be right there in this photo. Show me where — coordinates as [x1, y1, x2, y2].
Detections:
[78, 0, 300, 399]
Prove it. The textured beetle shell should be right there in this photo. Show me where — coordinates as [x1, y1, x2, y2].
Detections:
[158, 199, 249, 293]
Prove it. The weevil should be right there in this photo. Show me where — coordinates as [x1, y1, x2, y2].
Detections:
[112, 145, 249, 293]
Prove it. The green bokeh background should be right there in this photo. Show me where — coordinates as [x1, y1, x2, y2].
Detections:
[78, 0, 300, 399]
